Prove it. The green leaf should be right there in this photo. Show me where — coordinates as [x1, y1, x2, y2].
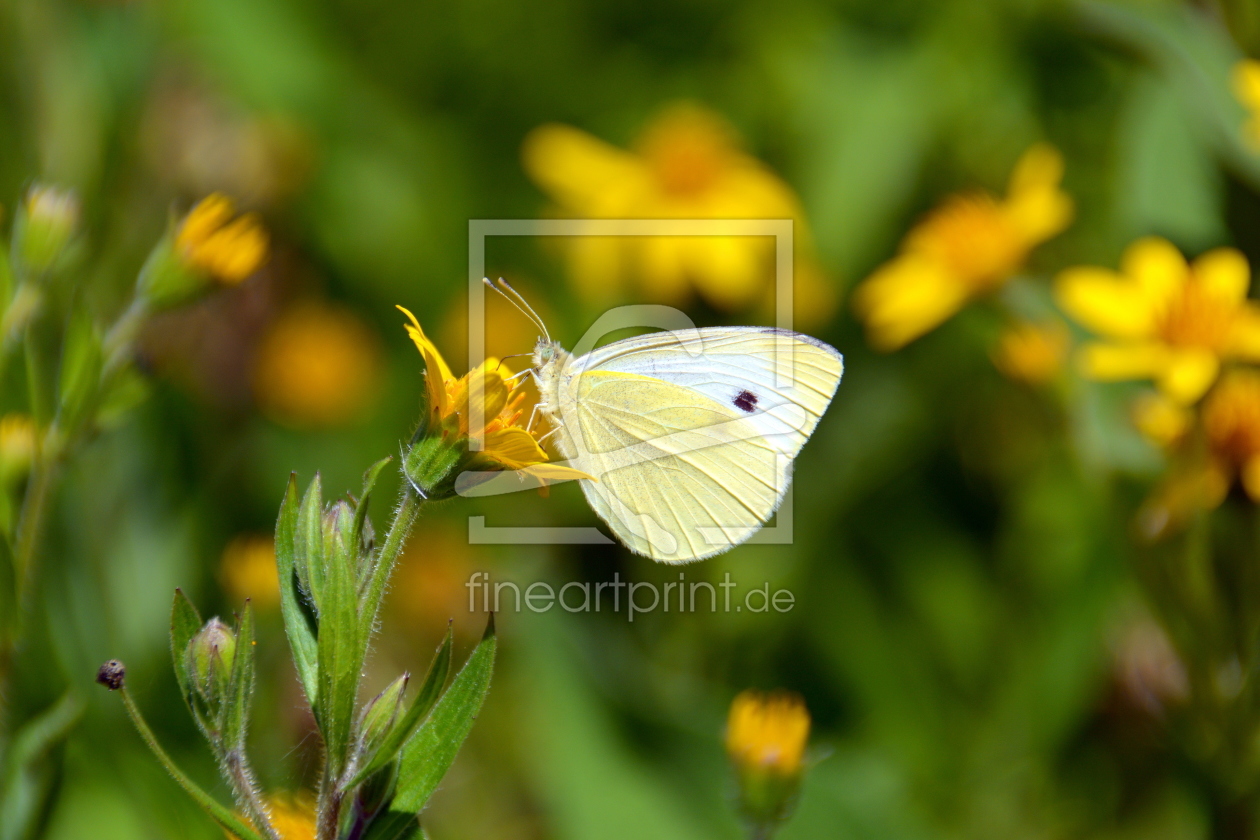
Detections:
[170, 589, 202, 709]
[353, 456, 393, 562]
[276, 474, 319, 705]
[391, 615, 496, 813]
[296, 473, 326, 612]
[220, 603, 256, 752]
[316, 489, 360, 778]
[361, 811, 422, 840]
[346, 626, 453, 789]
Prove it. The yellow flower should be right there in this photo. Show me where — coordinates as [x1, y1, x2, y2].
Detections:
[226, 793, 315, 840]
[1055, 238, 1260, 404]
[522, 103, 831, 317]
[398, 306, 589, 489]
[1201, 369, 1260, 502]
[1233, 59, 1260, 148]
[991, 319, 1069, 384]
[0, 414, 36, 479]
[219, 534, 278, 610]
[252, 301, 383, 429]
[176, 194, 268, 285]
[1131, 392, 1193, 449]
[853, 144, 1072, 351]
[726, 689, 810, 777]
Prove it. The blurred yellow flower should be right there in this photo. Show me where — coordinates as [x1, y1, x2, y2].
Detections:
[0, 414, 36, 479]
[399, 306, 589, 485]
[1201, 369, 1260, 502]
[177, 193, 268, 285]
[219, 534, 278, 610]
[853, 143, 1072, 351]
[226, 793, 315, 840]
[1233, 59, 1260, 148]
[991, 319, 1069, 385]
[1131, 392, 1192, 449]
[725, 689, 810, 777]
[252, 301, 383, 429]
[522, 103, 831, 317]
[1055, 238, 1260, 404]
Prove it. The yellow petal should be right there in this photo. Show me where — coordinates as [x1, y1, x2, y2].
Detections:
[1122, 237, 1188, 304]
[1158, 348, 1220, 404]
[1131, 392, 1192, 447]
[1228, 304, 1260, 360]
[1055, 266, 1155, 339]
[1077, 341, 1169, 380]
[451, 365, 510, 437]
[1233, 59, 1260, 111]
[1004, 144, 1073, 245]
[480, 427, 549, 469]
[688, 236, 765, 311]
[522, 124, 648, 215]
[1193, 247, 1251, 302]
[852, 255, 970, 351]
[397, 305, 453, 417]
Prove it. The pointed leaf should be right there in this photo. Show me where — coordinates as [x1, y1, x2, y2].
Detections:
[56, 305, 102, 434]
[316, 496, 360, 778]
[0, 692, 83, 840]
[391, 616, 496, 812]
[220, 602, 256, 752]
[360, 811, 422, 840]
[352, 456, 393, 561]
[346, 627, 453, 789]
[296, 473, 326, 612]
[276, 474, 318, 705]
[170, 589, 202, 708]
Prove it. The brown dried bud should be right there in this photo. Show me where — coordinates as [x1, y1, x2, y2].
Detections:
[96, 660, 126, 690]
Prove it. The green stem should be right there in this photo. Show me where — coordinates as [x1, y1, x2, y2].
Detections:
[221, 748, 284, 840]
[0, 282, 40, 354]
[119, 687, 266, 840]
[359, 487, 421, 649]
[101, 297, 149, 378]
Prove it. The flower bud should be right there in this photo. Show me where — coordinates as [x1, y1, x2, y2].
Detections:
[14, 185, 79, 275]
[725, 690, 810, 831]
[186, 618, 236, 705]
[402, 436, 465, 501]
[357, 673, 408, 759]
[95, 659, 126, 691]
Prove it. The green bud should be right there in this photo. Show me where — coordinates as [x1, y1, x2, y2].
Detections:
[323, 499, 356, 571]
[13, 185, 79, 275]
[186, 618, 236, 705]
[136, 231, 208, 310]
[357, 673, 408, 760]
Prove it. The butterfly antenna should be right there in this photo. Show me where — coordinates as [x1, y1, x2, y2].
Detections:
[482, 277, 550, 342]
[496, 277, 551, 342]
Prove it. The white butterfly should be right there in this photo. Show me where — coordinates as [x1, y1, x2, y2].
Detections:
[479, 280, 844, 564]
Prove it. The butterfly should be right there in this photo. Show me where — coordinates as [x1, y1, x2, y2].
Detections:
[482, 279, 844, 564]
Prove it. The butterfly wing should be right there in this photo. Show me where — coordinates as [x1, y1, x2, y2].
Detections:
[552, 328, 843, 563]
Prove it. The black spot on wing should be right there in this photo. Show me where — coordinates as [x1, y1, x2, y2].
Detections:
[734, 390, 758, 413]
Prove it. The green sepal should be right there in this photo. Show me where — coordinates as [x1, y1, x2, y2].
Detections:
[346, 626, 453, 789]
[276, 474, 319, 705]
[296, 473, 326, 613]
[353, 456, 392, 581]
[220, 602, 256, 752]
[56, 305, 102, 435]
[390, 615, 496, 812]
[402, 437, 464, 501]
[170, 589, 202, 709]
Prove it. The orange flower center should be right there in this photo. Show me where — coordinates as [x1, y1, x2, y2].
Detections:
[1155, 283, 1238, 351]
[910, 194, 1025, 289]
[639, 111, 735, 197]
[1203, 372, 1260, 466]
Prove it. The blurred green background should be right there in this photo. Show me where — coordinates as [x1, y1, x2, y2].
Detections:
[6, 0, 1260, 837]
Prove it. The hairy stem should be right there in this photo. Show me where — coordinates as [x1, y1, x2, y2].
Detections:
[222, 748, 284, 840]
[119, 687, 266, 840]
